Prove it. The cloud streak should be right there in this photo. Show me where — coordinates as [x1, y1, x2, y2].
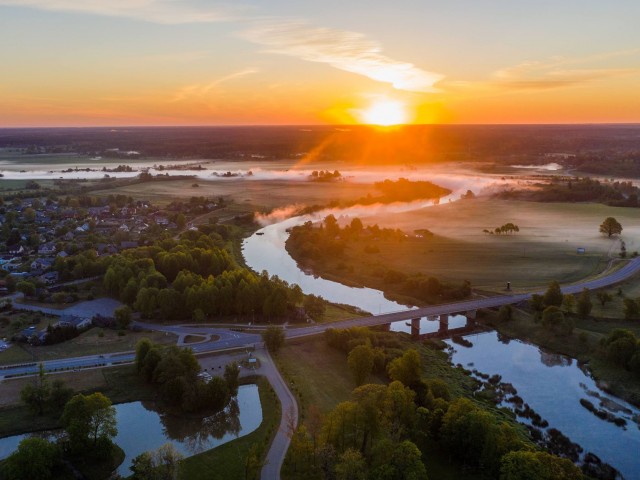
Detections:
[0, 0, 239, 24]
[240, 20, 443, 93]
[0, 1, 444, 93]
[492, 50, 640, 91]
[171, 68, 259, 102]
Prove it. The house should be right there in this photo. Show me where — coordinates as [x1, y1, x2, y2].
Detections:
[30, 258, 54, 271]
[63, 231, 74, 241]
[57, 251, 69, 258]
[120, 241, 139, 250]
[39, 243, 57, 255]
[37, 271, 59, 285]
[55, 315, 92, 330]
[96, 243, 118, 256]
[8, 245, 25, 255]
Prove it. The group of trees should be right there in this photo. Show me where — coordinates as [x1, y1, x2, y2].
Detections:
[285, 328, 581, 480]
[601, 329, 640, 376]
[483, 222, 520, 235]
[3, 389, 118, 480]
[104, 231, 304, 322]
[135, 339, 239, 413]
[310, 170, 342, 182]
[373, 178, 451, 202]
[529, 282, 595, 336]
[20, 364, 74, 416]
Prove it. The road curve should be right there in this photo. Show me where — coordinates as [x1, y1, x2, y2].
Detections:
[255, 349, 298, 480]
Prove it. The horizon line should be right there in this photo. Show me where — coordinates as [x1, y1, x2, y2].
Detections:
[1, 122, 640, 130]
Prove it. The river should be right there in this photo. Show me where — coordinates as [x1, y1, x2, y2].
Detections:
[242, 210, 640, 479]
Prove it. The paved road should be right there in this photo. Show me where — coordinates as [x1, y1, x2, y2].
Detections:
[255, 348, 298, 480]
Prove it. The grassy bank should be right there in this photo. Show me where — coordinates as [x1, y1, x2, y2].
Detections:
[178, 376, 280, 480]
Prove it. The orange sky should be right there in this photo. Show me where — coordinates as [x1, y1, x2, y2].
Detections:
[1, 1, 639, 126]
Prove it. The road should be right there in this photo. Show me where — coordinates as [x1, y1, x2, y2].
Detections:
[3, 257, 640, 379]
[255, 349, 298, 480]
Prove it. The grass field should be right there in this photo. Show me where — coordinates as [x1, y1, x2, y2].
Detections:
[178, 376, 279, 480]
[91, 177, 379, 210]
[0, 327, 177, 366]
[324, 198, 640, 291]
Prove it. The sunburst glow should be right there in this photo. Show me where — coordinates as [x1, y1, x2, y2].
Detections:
[359, 99, 408, 126]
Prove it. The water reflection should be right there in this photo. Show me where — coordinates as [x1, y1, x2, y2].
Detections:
[115, 384, 261, 475]
[448, 332, 640, 479]
[0, 384, 262, 478]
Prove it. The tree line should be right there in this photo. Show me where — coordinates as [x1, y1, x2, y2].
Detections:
[103, 231, 304, 322]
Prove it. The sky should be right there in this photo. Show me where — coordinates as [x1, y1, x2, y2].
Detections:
[0, 0, 639, 126]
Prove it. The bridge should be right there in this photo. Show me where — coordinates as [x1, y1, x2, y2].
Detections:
[2, 257, 640, 379]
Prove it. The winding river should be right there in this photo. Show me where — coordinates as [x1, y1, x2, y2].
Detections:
[242, 207, 640, 479]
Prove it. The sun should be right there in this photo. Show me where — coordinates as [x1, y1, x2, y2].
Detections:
[359, 98, 408, 126]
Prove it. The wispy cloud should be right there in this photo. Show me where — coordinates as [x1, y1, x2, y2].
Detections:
[240, 19, 443, 93]
[491, 50, 640, 91]
[171, 68, 258, 102]
[0, 1, 444, 93]
[0, 0, 241, 24]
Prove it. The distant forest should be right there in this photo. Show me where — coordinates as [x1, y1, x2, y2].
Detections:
[2, 125, 640, 165]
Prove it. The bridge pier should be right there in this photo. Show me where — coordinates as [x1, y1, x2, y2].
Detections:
[465, 310, 477, 328]
[438, 314, 449, 334]
[411, 318, 421, 338]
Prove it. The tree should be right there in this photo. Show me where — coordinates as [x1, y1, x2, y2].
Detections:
[1, 437, 61, 480]
[562, 294, 576, 313]
[16, 281, 36, 298]
[623, 298, 640, 320]
[529, 294, 545, 312]
[224, 362, 240, 395]
[135, 338, 154, 372]
[599, 217, 622, 238]
[576, 288, 593, 317]
[130, 443, 184, 480]
[115, 305, 132, 329]
[61, 392, 117, 451]
[347, 344, 374, 386]
[387, 349, 422, 387]
[21, 364, 50, 415]
[497, 305, 513, 322]
[303, 294, 326, 321]
[262, 326, 285, 353]
[335, 449, 367, 480]
[596, 291, 613, 307]
[541, 306, 564, 329]
[500, 450, 582, 480]
[543, 281, 563, 307]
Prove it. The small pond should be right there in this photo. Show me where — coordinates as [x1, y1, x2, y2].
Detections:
[0, 384, 262, 477]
